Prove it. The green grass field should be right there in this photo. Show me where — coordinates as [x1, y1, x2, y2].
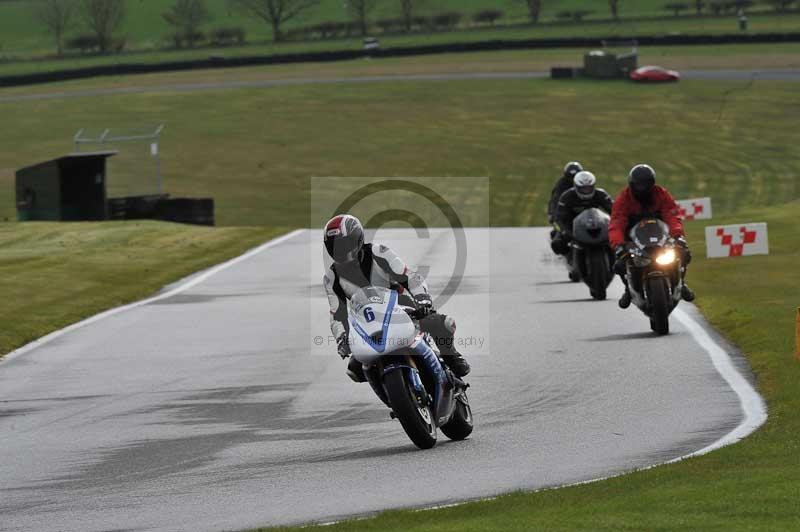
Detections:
[2, 75, 798, 227]
[1, 0, 799, 77]
[1, 67, 799, 530]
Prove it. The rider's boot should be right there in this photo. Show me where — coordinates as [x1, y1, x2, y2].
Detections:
[618, 288, 632, 309]
[441, 346, 471, 378]
[346, 357, 366, 383]
[681, 284, 696, 302]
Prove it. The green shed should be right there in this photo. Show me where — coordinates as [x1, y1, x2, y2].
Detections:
[15, 151, 116, 221]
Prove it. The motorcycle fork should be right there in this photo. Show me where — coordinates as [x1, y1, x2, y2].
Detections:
[401, 355, 431, 407]
[366, 362, 390, 407]
[644, 270, 669, 308]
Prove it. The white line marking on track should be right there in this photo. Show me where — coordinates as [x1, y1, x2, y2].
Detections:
[0, 229, 305, 366]
[671, 307, 767, 458]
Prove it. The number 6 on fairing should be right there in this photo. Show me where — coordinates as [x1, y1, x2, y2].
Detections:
[364, 307, 375, 322]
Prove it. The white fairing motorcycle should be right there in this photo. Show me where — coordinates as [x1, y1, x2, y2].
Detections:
[348, 286, 473, 449]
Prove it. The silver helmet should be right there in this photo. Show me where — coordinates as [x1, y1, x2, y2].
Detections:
[573, 171, 597, 200]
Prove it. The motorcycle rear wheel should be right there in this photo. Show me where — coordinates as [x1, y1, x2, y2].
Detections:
[648, 277, 671, 335]
[385, 369, 437, 449]
[440, 392, 473, 441]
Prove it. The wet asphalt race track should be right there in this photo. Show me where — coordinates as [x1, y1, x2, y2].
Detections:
[0, 69, 798, 103]
[0, 228, 759, 532]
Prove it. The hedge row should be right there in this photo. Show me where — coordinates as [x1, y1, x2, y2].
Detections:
[286, 10, 505, 40]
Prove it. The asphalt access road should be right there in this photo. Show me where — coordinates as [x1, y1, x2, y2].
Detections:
[0, 228, 754, 532]
[0, 69, 797, 103]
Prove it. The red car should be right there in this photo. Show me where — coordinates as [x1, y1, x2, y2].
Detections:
[630, 66, 681, 82]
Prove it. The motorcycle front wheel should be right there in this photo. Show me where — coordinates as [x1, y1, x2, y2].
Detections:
[384, 369, 437, 449]
[647, 277, 671, 335]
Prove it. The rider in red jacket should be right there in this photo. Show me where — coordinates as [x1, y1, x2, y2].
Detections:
[610, 164, 695, 309]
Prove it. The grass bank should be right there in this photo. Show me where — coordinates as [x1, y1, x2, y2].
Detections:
[1, 78, 797, 227]
[0, 221, 285, 356]
[264, 200, 800, 531]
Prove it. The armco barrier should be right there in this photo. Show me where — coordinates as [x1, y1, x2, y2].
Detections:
[2, 32, 800, 88]
[107, 194, 169, 220]
[157, 198, 215, 227]
[106, 194, 214, 226]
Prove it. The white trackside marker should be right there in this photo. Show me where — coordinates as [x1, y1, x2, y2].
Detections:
[705, 223, 769, 258]
[676, 197, 712, 220]
[0, 229, 306, 365]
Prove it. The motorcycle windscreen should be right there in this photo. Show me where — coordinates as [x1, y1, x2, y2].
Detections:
[350, 286, 391, 314]
[349, 287, 416, 360]
[629, 218, 670, 249]
[572, 208, 610, 244]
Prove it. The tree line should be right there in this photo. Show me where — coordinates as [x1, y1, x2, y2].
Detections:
[31, 0, 798, 57]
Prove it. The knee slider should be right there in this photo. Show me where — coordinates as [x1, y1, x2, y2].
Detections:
[443, 315, 456, 333]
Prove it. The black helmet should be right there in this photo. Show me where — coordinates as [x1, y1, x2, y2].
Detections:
[628, 164, 656, 202]
[563, 161, 583, 179]
[324, 214, 364, 263]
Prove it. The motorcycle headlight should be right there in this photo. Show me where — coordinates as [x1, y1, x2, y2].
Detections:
[655, 249, 677, 265]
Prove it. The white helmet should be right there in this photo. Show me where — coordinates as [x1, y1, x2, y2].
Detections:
[573, 171, 597, 200]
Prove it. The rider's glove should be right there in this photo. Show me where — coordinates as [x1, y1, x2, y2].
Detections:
[414, 293, 435, 317]
[336, 333, 351, 359]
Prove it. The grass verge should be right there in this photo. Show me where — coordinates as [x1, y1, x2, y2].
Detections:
[2, 78, 798, 227]
[262, 200, 800, 531]
[0, 221, 285, 356]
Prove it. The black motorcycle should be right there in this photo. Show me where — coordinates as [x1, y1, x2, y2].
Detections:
[623, 218, 685, 335]
[566, 208, 615, 300]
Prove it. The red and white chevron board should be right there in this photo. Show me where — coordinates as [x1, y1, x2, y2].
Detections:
[676, 197, 712, 221]
[705, 223, 769, 258]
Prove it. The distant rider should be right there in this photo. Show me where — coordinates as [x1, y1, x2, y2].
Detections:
[551, 171, 614, 255]
[609, 164, 695, 309]
[548, 161, 584, 225]
[322, 214, 471, 382]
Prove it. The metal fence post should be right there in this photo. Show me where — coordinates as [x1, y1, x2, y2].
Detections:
[71, 125, 165, 196]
